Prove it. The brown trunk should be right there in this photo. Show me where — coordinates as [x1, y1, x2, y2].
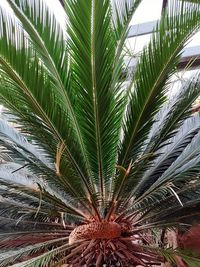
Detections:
[69, 221, 121, 244]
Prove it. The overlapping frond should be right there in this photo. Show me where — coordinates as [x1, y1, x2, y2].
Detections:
[119, 2, 200, 168]
[65, 0, 126, 206]
[0, 5, 101, 216]
[4, 0, 101, 211]
[111, 0, 142, 40]
[0, 237, 69, 267]
[0, 0, 200, 266]
[111, 2, 200, 206]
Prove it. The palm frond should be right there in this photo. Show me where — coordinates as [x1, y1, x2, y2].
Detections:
[145, 246, 200, 267]
[5, 0, 99, 209]
[116, 69, 200, 206]
[0, 119, 52, 167]
[111, 0, 142, 70]
[111, 0, 142, 40]
[0, 237, 69, 267]
[119, 2, 200, 169]
[1, 0, 200, 266]
[10, 242, 79, 267]
[135, 113, 200, 197]
[65, 0, 126, 206]
[145, 76, 200, 157]
[0, 170, 86, 223]
[0, 6, 99, 215]
[0, 117, 88, 209]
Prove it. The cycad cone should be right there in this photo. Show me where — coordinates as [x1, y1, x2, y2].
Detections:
[69, 221, 121, 244]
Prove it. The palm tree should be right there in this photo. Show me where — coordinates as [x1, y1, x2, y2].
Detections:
[0, 0, 200, 266]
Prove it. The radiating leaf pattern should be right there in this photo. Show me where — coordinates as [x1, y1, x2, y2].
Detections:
[0, 0, 200, 266]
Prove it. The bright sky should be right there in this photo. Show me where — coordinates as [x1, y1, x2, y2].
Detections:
[0, 0, 163, 26]
[131, 0, 163, 24]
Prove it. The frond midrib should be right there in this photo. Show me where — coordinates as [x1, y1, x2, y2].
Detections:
[121, 15, 200, 167]
[0, 56, 94, 206]
[7, 0, 94, 194]
[91, 0, 105, 202]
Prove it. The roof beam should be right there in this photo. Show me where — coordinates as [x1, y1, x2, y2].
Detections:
[127, 46, 200, 71]
[128, 20, 157, 38]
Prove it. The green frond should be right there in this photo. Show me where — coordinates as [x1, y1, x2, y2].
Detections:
[0, 118, 89, 210]
[111, 0, 142, 71]
[0, 237, 69, 267]
[0, 119, 52, 167]
[0, 6, 99, 212]
[5, 0, 99, 206]
[0, 173, 86, 225]
[114, 62, 200, 205]
[145, 76, 200, 157]
[1, 0, 200, 266]
[135, 114, 200, 197]
[119, 2, 200, 169]
[144, 246, 200, 267]
[65, 0, 126, 205]
[10, 242, 79, 267]
[112, 0, 142, 41]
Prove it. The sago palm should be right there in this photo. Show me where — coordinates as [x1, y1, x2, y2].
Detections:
[0, 0, 200, 266]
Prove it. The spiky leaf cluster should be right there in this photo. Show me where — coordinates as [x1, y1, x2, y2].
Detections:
[0, 0, 200, 266]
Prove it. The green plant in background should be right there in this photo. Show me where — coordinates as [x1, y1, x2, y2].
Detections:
[0, 0, 200, 266]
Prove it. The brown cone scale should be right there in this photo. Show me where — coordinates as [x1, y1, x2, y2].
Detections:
[69, 221, 121, 244]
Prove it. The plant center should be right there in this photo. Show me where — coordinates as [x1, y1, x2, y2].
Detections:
[69, 221, 121, 244]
